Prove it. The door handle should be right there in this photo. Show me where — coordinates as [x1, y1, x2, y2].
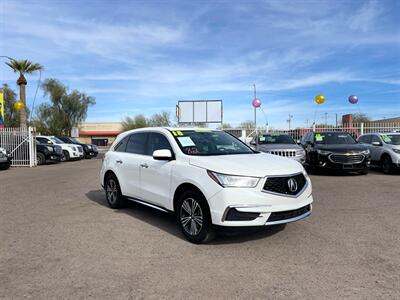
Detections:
[116, 159, 123, 164]
[140, 163, 149, 168]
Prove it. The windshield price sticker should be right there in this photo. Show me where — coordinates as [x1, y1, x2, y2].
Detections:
[172, 130, 184, 136]
[381, 134, 391, 143]
[259, 136, 266, 141]
[177, 136, 196, 147]
[315, 134, 324, 141]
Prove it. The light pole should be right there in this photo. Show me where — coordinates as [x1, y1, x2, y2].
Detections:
[287, 114, 293, 130]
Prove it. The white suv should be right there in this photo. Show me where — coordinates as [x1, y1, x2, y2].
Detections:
[36, 136, 83, 161]
[100, 128, 313, 243]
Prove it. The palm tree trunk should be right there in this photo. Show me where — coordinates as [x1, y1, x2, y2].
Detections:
[19, 83, 27, 128]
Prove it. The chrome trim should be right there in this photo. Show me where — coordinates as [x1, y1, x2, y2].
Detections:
[126, 197, 169, 213]
[261, 172, 309, 198]
[221, 204, 269, 222]
[328, 153, 365, 164]
[265, 210, 311, 225]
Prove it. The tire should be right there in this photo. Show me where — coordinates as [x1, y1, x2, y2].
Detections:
[382, 155, 393, 174]
[62, 150, 70, 162]
[176, 189, 215, 244]
[104, 174, 126, 209]
[0, 162, 11, 170]
[37, 152, 46, 165]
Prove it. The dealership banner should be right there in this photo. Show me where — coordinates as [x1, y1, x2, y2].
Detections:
[0, 89, 4, 128]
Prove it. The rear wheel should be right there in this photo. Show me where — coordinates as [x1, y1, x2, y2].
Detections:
[37, 152, 46, 165]
[176, 190, 215, 244]
[382, 155, 393, 174]
[0, 162, 11, 170]
[105, 174, 126, 208]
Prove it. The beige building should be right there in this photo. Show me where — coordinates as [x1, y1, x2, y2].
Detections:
[77, 122, 123, 146]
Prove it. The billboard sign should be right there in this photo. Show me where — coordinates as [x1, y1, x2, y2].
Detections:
[177, 100, 223, 124]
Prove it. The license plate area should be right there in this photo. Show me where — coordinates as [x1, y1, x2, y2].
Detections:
[343, 164, 354, 169]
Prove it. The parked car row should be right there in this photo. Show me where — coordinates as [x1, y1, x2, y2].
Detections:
[250, 131, 400, 174]
[35, 136, 98, 165]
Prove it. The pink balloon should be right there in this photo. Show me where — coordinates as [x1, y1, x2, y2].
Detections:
[252, 98, 262, 108]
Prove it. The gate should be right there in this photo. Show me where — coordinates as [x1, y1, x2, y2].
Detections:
[0, 127, 37, 167]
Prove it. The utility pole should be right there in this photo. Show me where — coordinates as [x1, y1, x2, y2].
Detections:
[335, 113, 338, 127]
[324, 112, 328, 127]
[287, 114, 293, 130]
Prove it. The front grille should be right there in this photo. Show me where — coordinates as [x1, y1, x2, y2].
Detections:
[268, 150, 297, 157]
[55, 146, 62, 154]
[329, 154, 364, 164]
[263, 173, 307, 196]
[268, 205, 311, 222]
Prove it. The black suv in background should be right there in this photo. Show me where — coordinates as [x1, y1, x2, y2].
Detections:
[36, 143, 63, 165]
[56, 136, 98, 159]
[300, 131, 371, 174]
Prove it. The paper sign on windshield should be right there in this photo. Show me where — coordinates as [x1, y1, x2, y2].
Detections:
[315, 134, 324, 141]
[177, 136, 196, 147]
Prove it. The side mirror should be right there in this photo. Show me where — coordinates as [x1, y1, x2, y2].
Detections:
[296, 139, 301, 144]
[153, 149, 173, 160]
[372, 141, 382, 146]
[250, 140, 256, 146]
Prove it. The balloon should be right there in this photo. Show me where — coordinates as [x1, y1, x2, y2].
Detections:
[14, 101, 24, 110]
[252, 98, 262, 108]
[315, 95, 325, 105]
[348, 95, 358, 104]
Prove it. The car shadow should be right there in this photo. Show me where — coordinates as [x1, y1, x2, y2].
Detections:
[86, 189, 286, 244]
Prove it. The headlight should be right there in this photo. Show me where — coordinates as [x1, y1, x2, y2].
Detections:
[361, 149, 370, 155]
[69, 146, 76, 151]
[393, 149, 400, 154]
[46, 146, 54, 152]
[207, 170, 260, 188]
[87, 145, 92, 149]
[317, 149, 331, 155]
[296, 149, 305, 156]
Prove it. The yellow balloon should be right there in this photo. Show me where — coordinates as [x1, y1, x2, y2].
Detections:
[14, 101, 24, 110]
[315, 95, 325, 105]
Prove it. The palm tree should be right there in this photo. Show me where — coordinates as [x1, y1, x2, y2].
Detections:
[5, 59, 43, 128]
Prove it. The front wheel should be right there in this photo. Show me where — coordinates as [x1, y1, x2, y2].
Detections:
[105, 174, 126, 209]
[382, 156, 393, 174]
[176, 190, 215, 244]
[37, 153, 46, 165]
[0, 162, 11, 170]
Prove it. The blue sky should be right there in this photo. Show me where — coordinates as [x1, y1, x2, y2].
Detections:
[1, 0, 399, 128]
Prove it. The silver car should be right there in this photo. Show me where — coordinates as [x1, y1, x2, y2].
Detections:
[250, 133, 306, 164]
[358, 132, 400, 173]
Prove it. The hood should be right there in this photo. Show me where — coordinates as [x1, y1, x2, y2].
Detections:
[256, 144, 302, 151]
[189, 153, 304, 177]
[315, 143, 367, 153]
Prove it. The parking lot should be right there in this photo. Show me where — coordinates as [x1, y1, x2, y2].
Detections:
[1, 159, 399, 299]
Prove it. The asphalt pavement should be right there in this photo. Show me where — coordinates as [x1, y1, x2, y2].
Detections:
[1, 159, 399, 299]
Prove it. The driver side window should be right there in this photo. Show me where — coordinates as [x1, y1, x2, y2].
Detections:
[147, 133, 172, 155]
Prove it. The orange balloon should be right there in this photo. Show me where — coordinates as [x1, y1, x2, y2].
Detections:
[14, 101, 24, 110]
[315, 95, 325, 104]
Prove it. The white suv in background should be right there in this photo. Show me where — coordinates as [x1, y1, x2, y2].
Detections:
[100, 128, 313, 243]
[36, 136, 83, 161]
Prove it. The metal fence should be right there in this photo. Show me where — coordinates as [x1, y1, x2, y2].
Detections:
[225, 122, 400, 144]
[0, 127, 37, 167]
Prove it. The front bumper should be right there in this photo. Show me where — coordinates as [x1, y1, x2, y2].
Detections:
[313, 154, 370, 171]
[208, 179, 313, 227]
[85, 150, 98, 157]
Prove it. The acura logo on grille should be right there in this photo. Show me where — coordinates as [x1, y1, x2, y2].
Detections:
[287, 178, 298, 192]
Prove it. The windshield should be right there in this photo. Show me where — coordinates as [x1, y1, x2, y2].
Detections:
[171, 130, 254, 156]
[315, 132, 356, 144]
[50, 137, 65, 144]
[258, 134, 295, 144]
[381, 134, 400, 145]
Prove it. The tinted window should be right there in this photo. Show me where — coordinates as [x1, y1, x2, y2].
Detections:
[37, 137, 51, 144]
[359, 135, 372, 144]
[147, 133, 172, 155]
[126, 133, 148, 155]
[371, 135, 382, 143]
[314, 132, 356, 144]
[114, 136, 129, 152]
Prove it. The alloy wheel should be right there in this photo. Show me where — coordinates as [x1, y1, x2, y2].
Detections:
[106, 178, 118, 205]
[180, 198, 203, 236]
